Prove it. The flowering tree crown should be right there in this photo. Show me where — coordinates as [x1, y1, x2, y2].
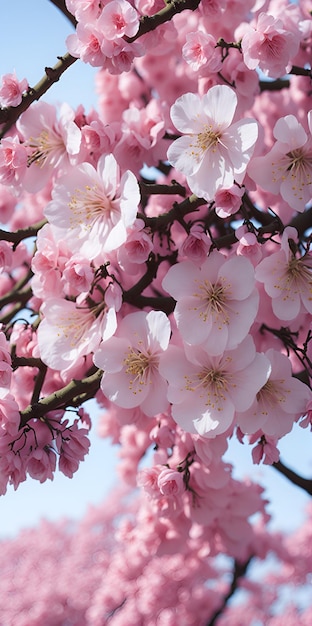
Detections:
[0, 0, 311, 622]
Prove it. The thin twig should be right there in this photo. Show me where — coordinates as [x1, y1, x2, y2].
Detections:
[207, 557, 253, 626]
[48, 0, 77, 27]
[273, 460, 312, 496]
[19, 367, 103, 427]
[0, 53, 77, 138]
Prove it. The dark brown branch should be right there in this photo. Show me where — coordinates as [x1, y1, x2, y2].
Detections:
[139, 181, 186, 198]
[0, 284, 33, 325]
[140, 194, 207, 230]
[260, 78, 290, 91]
[127, 0, 201, 42]
[289, 206, 312, 237]
[289, 65, 312, 78]
[0, 220, 47, 246]
[19, 367, 103, 427]
[207, 557, 253, 626]
[273, 460, 312, 496]
[0, 53, 77, 138]
[48, 0, 77, 27]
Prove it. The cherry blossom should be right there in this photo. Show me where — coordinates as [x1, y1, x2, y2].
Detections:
[179, 224, 211, 265]
[0, 134, 27, 188]
[44, 152, 140, 258]
[0, 1, 312, 621]
[159, 335, 270, 437]
[235, 225, 263, 266]
[237, 348, 311, 437]
[167, 85, 258, 201]
[255, 227, 312, 321]
[97, 0, 139, 41]
[162, 251, 259, 355]
[248, 112, 312, 212]
[17, 101, 82, 192]
[66, 21, 107, 67]
[182, 31, 222, 73]
[37, 292, 119, 371]
[214, 184, 244, 218]
[240, 13, 299, 78]
[0, 72, 28, 107]
[93, 310, 171, 417]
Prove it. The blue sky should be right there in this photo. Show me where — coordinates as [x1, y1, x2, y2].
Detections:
[0, 0, 311, 539]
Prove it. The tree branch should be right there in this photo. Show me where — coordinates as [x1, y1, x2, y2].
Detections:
[0, 53, 77, 138]
[127, 0, 201, 42]
[0, 220, 47, 247]
[19, 367, 103, 427]
[273, 460, 312, 496]
[48, 0, 77, 27]
[207, 557, 253, 626]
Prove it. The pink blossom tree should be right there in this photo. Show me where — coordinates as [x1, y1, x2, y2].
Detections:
[0, 0, 311, 623]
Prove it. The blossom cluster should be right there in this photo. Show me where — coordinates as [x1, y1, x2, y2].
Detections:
[0, 0, 311, 608]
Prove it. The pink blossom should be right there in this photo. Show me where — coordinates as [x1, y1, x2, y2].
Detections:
[240, 13, 299, 78]
[97, 0, 139, 40]
[44, 153, 140, 258]
[220, 48, 260, 111]
[255, 227, 312, 321]
[0, 184, 17, 223]
[93, 310, 171, 417]
[0, 393, 20, 437]
[157, 467, 184, 496]
[149, 422, 175, 450]
[0, 362, 12, 392]
[66, 22, 106, 66]
[117, 219, 153, 272]
[159, 335, 270, 437]
[299, 398, 312, 430]
[26, 448, 56, 483]
[179, 224, 211, 265]
[182, 32, 222, 73]
[248, 112, 312, 212]
[0, 72, 28, 107]
[0, 241, 13, 273]
[17, 101, 82, 192]
[37, 294, 118, 371]
[137, 465, 162, 496]
[0, 135, 27, 188]
[58, 422, 90, 478]
[214, 184, 244, 218]
[167, 85, 258, 201]
[162, 251, 259, 355]
[252, 436, 280, 465]
[31, 223, 66, 299]
[236, 225, 263, 266]
[238, 349, 312, 438]
[101, 39, 144, 75]
[61, 255, 94, 297]
[0, 332, 11, 364]
[114, 100, 166, 174]
[65, 0, 103, 21]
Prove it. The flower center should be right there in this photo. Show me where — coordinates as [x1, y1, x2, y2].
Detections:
[256, 379, 287, 413]
[280, 254, 312, 295]
[197, 126, 221, 152]
[188, 123, 222, 161]
[56, 307, 96, 348]
[184, 364, 231, 411]
[124, 348, 157, 393]
[113, 13, 126, 31]
[192, 279, 230, 324]
[27, 130, 64, 168]
[69, 185, 114, 230]
[272, 145, 312, 201]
